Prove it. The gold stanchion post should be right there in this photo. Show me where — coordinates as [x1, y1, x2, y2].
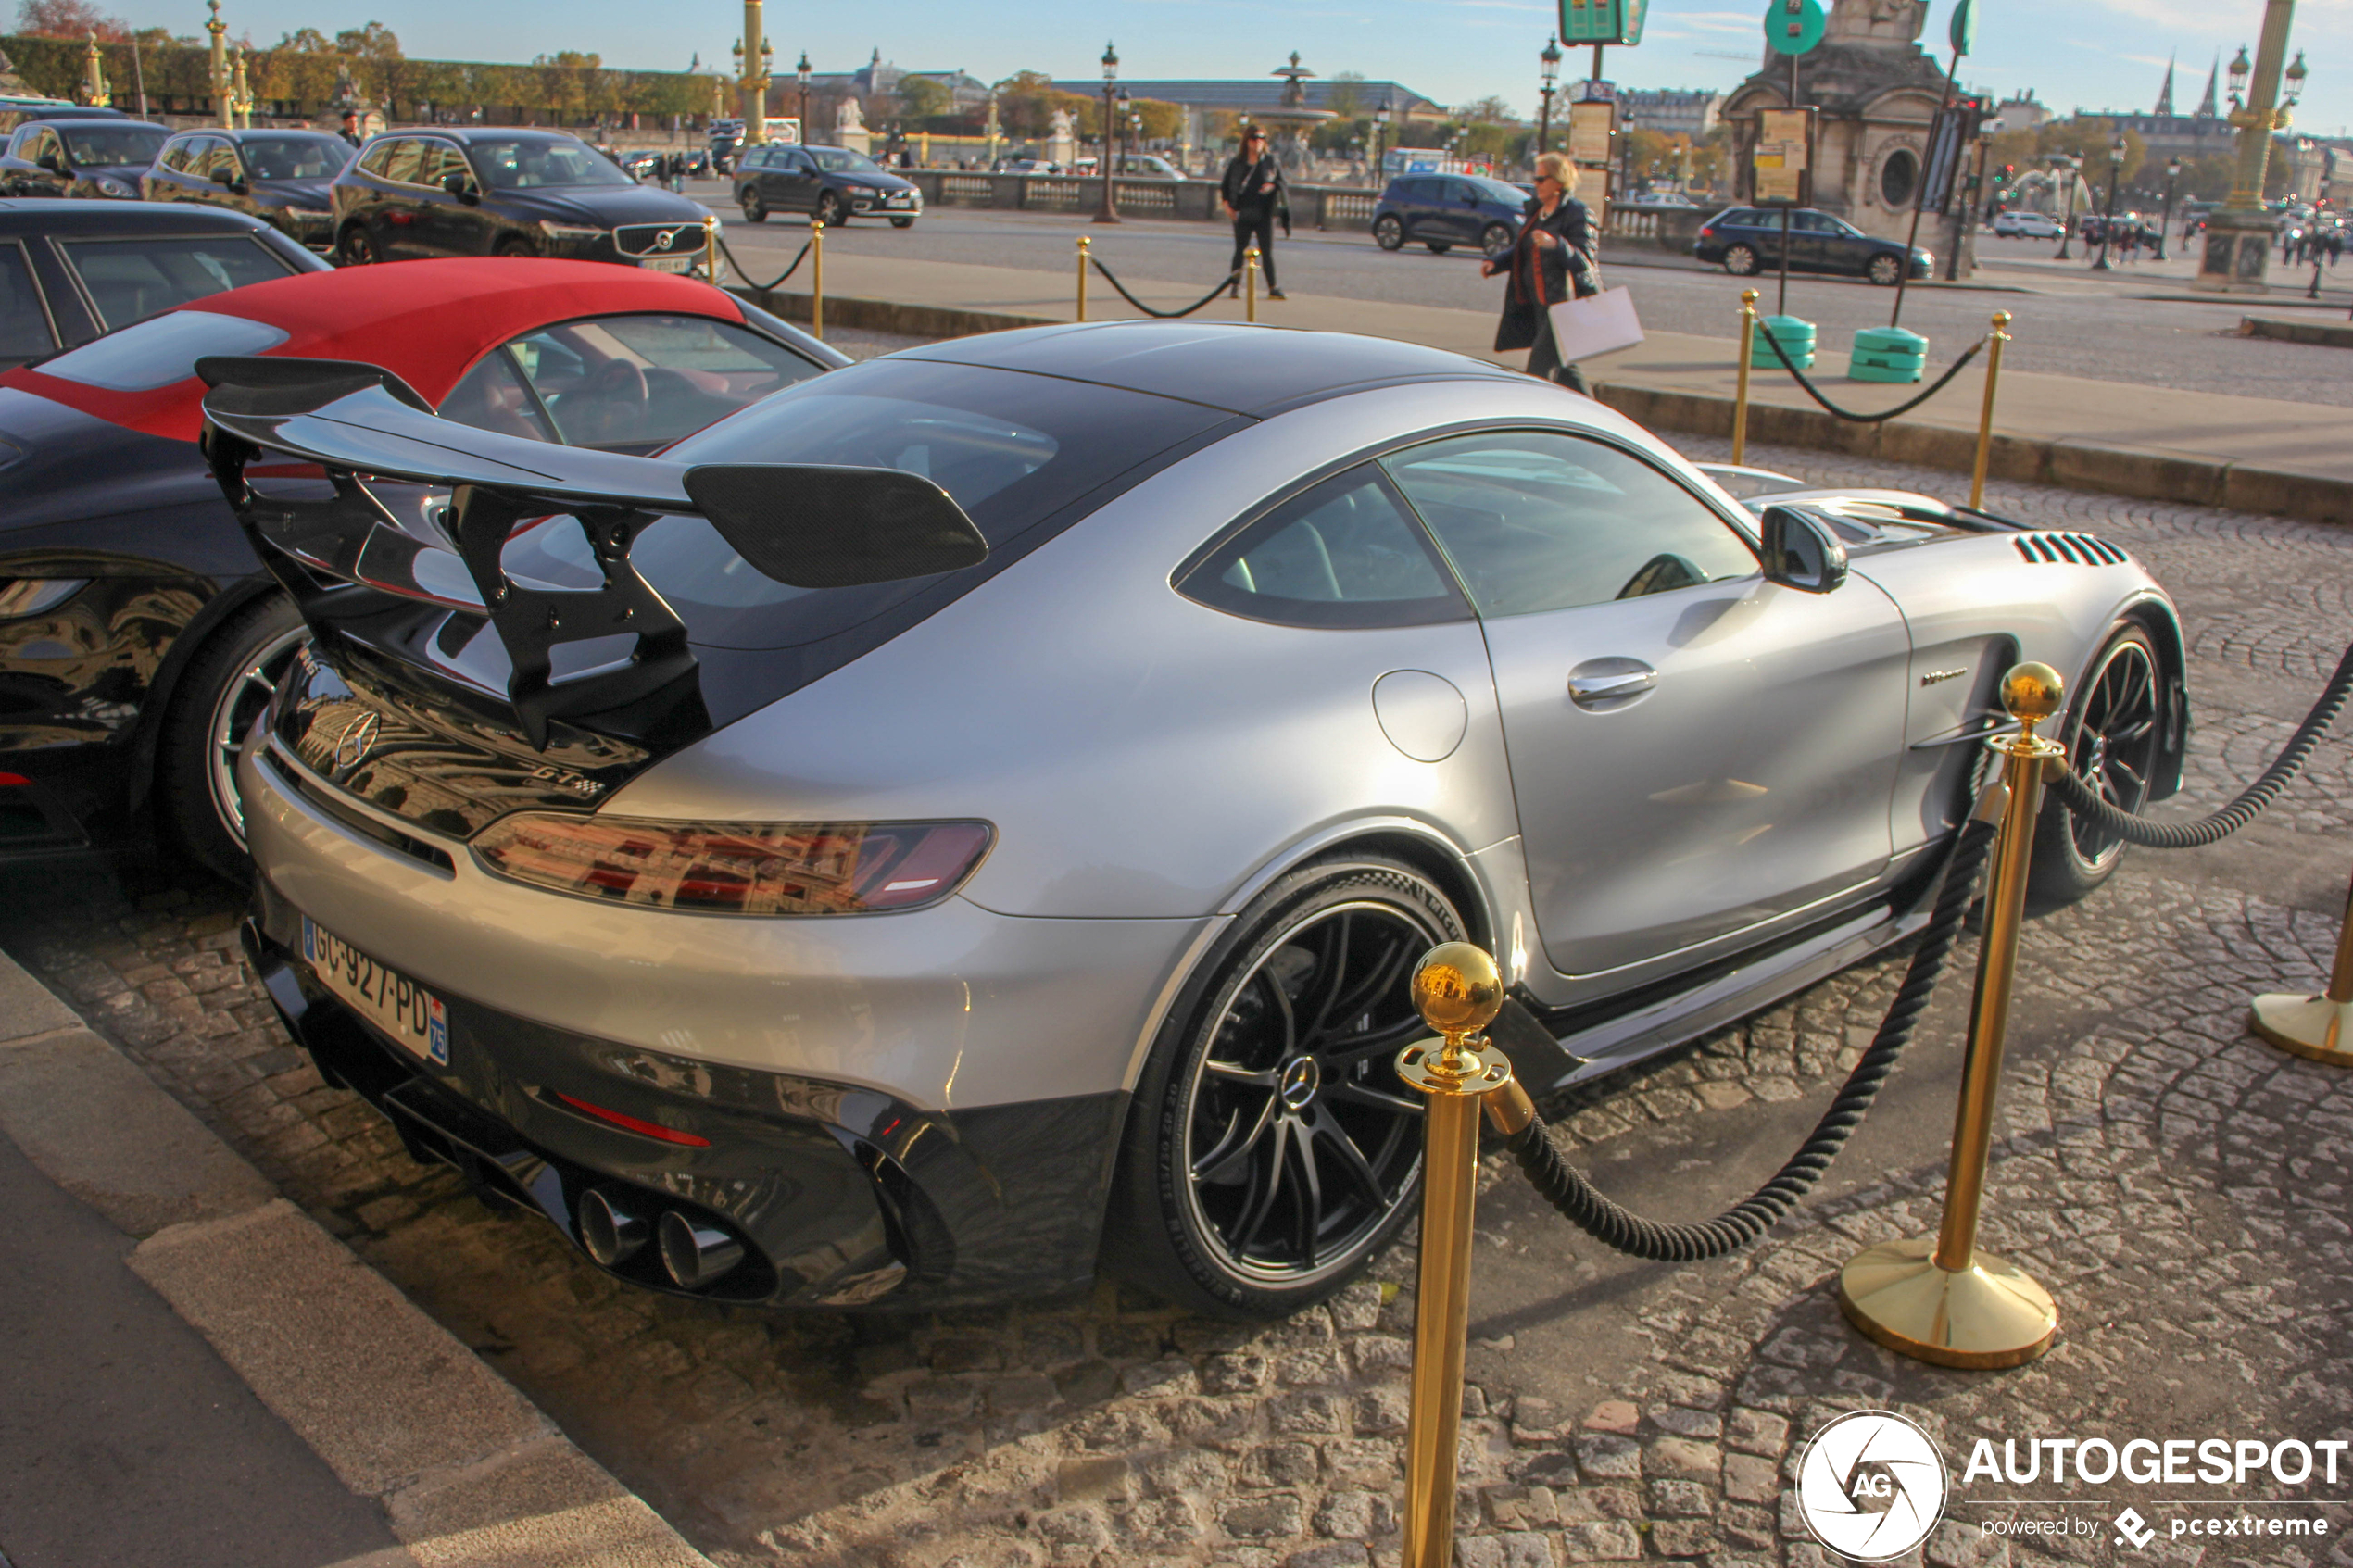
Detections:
[2250, 867, 2353, 1065]
[1838, 663, 2064, 1369]
[1076, 234, 1089, 323]
[809, 219, 824, 340]
[1969, 310, 2011, 511]
[1245, 246, 1260, 324]
[1732, 287, 1758, 467]
[1396, 944, 1517, 1568]
[702, 215, 720, 286]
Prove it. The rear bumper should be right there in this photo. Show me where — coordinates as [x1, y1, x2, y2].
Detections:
[244, 891, 1126, 1311]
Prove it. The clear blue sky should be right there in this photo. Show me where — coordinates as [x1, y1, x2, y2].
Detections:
[109, 0, 2349, 139]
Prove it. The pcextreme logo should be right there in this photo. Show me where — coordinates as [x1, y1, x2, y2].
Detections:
[1795, 1411, 1950, 1561]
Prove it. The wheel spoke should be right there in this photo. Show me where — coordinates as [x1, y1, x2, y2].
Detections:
[1227, 1117, 1291, 1256]
[1320, 1013, 1427, 1065]
[1320, 929, 1416, 1041]
[1192, 1093, 1278, 1184]
[1324, 1079, 1423, 1117]
[1290, 1121, 1325, 1270]
[1204, 1059, 1279, 1089]
[1308, 1109, 1394, 1210]
[1296, 913, 1353, 1041]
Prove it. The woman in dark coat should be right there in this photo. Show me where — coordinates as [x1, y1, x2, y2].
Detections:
[1484, 151, 1598, 394]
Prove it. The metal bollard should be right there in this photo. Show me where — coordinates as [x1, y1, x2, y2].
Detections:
[1731, 288, 1758, 467]
[2250, 866, 2353, 1066]
[1076, 234, 1089, 323]
[1245, 246, 1260, 324]
[1838, 663, 2064, 1369]
[702, 214, 720, 286]
[808, 220, 825, 341]
[1396, 943, 1518, 1568]
[1969, 310, 2011, 511]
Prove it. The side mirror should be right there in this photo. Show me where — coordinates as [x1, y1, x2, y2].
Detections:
[37, 153, 65, 176]
[1758, 505, 1849, 594]
[442, 170, 477, 203]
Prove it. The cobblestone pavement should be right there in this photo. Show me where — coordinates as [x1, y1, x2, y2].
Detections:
[6, 443, 2351, 1567]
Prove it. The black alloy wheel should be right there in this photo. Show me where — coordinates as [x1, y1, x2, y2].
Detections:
[1867, 252, 1904, 286]
[740, 188, 767, 222]
[1372, 214, 1404, 251]
[1423, 239, 1453, 255]
[2029, 622, 2163, 909]
[889, 216, 915, 229]
[337, 225, 379, 265]
[1111, 855, 1463, 1318]
[1723, 243, 1760, 276]
[815, 191, 849, 227]
[157, 594, 308, 884]
[1480, 221, 1516, 259]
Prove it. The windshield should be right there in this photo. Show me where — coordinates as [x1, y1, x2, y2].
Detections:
[63, 127, 166, 167]
[242, 134, 346, 180]
[470, 138, 633, 190]
[1469, 177, 1529, 206]
[810, 147, 882, 176]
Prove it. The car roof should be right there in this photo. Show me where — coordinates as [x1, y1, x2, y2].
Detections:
[0, 257, 751, 443]
[376, 127, 579, 144]
[171, 126, 344, 141]
[21, 117, 165, 132]
[0, 197, 281, 238]
[894, 320, 1524, 417]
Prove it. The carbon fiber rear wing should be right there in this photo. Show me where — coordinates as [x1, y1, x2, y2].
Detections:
[197, 355, 987, 749]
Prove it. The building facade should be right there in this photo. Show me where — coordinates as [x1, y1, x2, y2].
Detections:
[1619, 88, 1719, 142]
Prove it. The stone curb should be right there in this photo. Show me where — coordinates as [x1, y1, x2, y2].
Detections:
[727, 285, 2353, 529]
[2240, 314, 2353, 349]
[0, 950, 712, 1568]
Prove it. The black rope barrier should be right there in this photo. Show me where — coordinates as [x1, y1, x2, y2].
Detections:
[1089, 256, 1242, 320]
[2049, 637, 2353, 848]
[1504, 812, 1999, 1261]
[715, 233, 812, 294]
[1756, 324, 1986, 424]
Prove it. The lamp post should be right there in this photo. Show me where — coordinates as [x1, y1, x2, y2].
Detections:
[796, 52, 810, 144]
[1117, 85, 1132, 177]
[2092, 133, 2126, 270]
[205, 0, 230, 128]
[2156, 156, 2182, 259]
[2052, 154, 2080, 259]
[1372, 95, 1392, 186]
[2196, 3, 2302, 293]
[736, 0, 771, 144]
[1095, 41, 1120, 223]
[1535, 35, 1561, 166]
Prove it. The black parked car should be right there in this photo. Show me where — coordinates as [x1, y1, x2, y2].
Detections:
[0, 118, 170, 201]
[1371, 173, 1530, 257]
[733, 144, 922, 228]
[1692, 206, 1931, 285]
[331, 127, 712, 270]
[0, 197, 326, 369]
[142, 127, 350, 253]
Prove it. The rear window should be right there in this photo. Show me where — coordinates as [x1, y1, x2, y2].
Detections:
[33, 308, 287, 389]
[62, 126, 166, 167]
[497, 358, 1235, 649]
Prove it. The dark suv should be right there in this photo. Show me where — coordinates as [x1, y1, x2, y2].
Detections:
[142, 127, 351, 253]
[733, 144, 922, 228]
[0, 118, 170, 201]
[1371, 173, 1529, 257]
[1692, 206, 1931, 286]
[331, 127, 711, 270]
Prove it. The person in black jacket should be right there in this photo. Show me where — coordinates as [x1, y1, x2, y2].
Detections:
[1483, 152, 1597, 393]
[1220, 127, 1289, 300]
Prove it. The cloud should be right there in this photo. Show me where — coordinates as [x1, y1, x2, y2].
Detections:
[1676, 9, 1765, 31]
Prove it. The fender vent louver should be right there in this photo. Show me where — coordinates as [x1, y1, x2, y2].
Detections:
[2014, 531, 2130, 567]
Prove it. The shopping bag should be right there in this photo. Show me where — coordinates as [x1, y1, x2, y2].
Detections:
[1546, 285, 1645, 361]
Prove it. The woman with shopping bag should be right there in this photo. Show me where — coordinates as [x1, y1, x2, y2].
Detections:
[1484, 152, 1641, 394]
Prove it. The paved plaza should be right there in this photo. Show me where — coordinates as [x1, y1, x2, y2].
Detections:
[3, 432, 2348, 1566]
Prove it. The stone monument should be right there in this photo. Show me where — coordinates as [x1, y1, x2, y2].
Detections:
[0, 44, 31, 96]
[835, 94, 869, 155]
[1045, 106, 1076, 169]
[1718, 0, 1949, 243]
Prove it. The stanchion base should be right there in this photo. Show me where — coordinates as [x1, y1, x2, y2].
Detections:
[2250, 991, 2353, 1067]
[1836, 1236, 2056, 1369]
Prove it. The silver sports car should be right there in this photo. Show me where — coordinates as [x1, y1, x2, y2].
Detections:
[203, 322, 2188, 1319]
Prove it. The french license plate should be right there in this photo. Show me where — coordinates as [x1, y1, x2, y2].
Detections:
[302, 916, 447, 1065]
[640, 254, 696, 273]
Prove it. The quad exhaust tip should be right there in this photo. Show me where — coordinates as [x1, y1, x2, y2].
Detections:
[658, 1208, 746, 1289]
[578, 1189, 648, 1267]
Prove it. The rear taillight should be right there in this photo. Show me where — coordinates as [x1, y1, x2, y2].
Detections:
[1698, 226, 1715, 240]
[470, 814, 992, 916]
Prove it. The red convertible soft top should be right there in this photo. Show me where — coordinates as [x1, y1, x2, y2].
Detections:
[0, 258, 747, 443]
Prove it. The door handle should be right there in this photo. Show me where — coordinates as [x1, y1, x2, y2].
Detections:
[1567, 662, 1656, 709]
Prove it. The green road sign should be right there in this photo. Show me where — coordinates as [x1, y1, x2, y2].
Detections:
[1560, 0, 1647, 46]
[1766, 0, 1826, 55]
[1948, 0, 1977, 56]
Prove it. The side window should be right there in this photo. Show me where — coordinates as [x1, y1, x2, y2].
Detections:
[419, 142, 469, 187]
[377, 139, 423, 186]
[158, 137, 191, 172]
[0, 243, 56, 363]
[358, 139, 393, 176]
[1382, 433, 1758, 618]
[439, 348, 556, 443]
[208, 139, 242, 182]
[1178, 466, 1468, 630]
[59, 235, 296, 329]
[504, 314, 825, 452]
[30, 129, 60, 167]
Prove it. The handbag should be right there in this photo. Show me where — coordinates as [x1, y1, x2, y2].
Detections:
[1546, 284, 1644, 362]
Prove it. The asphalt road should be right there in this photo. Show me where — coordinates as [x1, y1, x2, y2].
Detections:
[708, 196, 2353, 408]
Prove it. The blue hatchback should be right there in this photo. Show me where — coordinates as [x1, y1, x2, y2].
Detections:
[1371, 173, 1529, 257]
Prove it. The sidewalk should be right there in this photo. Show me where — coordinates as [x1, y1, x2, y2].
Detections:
[0, 954, 710, 1568]
[724, 243, 2353, 525]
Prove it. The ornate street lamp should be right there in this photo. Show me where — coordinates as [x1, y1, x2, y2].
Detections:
[1536, 35, 1562, 164]
[2052, 153, 2081, 260]
[2227, 44, 2252, 106]
[1095, 41, 1120, 223]
[2197, 7, 2304, 295]
[205, 0, 230, 128]
[1371, 95, 1392, 185]
[2156, 156, 2182, 259]
[796, 52, 810, 142]
[2284, 49, 2308, 107]
[2093, 132, 2126, 270]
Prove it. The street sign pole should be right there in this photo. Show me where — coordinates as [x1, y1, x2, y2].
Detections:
[1759, 0, 1825, 317]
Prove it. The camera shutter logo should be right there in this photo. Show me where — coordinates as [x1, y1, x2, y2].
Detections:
[1795, 1410, 1948, 1560]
